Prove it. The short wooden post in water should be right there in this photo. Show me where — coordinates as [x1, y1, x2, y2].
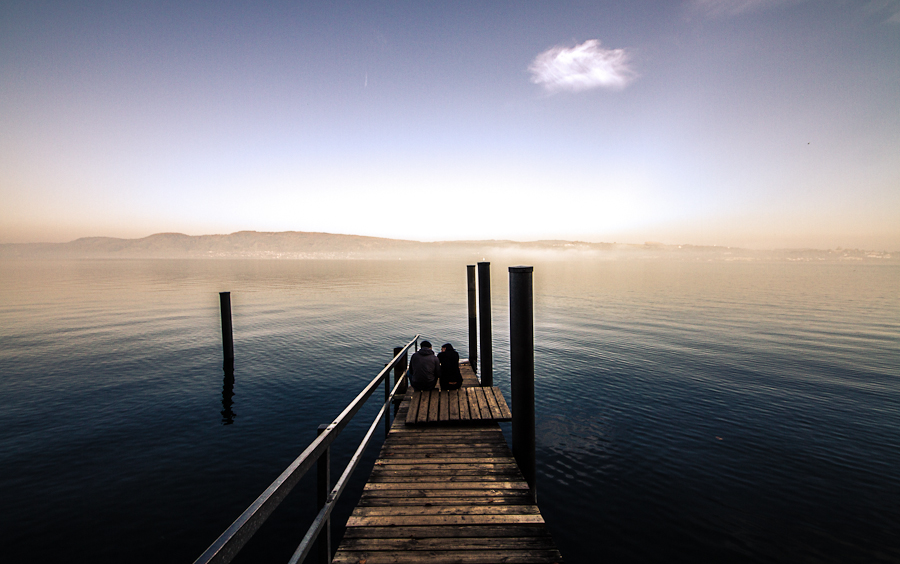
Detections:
[219, 292, 234, 370]
[316, 424, 331, 564]
[467, 264, 478, 372]
[509, 265, 536, 502]
[477, 261, 493, 386]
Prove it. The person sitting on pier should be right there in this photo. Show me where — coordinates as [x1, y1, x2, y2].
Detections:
[437, 343, 462, 391]
[409, 340, 441, 391]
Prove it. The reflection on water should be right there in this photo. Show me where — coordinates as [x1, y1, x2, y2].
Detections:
[221, 366, 235, 425]
[0, 258, 898, 563]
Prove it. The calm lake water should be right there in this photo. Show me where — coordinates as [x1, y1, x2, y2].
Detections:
[1, 258, 898, 563]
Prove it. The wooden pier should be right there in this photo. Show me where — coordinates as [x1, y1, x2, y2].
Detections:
[332, 363, 563, 564]
[196, 264, 560, 564]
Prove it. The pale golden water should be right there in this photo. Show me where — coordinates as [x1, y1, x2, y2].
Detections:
[0, 259, 898, 562]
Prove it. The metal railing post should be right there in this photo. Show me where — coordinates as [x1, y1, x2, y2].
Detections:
[219, 292, 234, 370]
[477, 262, 492, 386]
[467, 265, 478, 373]
[384, 363, 390, 436]
[509, 265, 536, 503]
[316, 424, 331, 564]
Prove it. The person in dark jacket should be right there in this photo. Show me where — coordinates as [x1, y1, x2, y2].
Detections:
[409, 341, 440, 391]
[437, 343, 463, 391]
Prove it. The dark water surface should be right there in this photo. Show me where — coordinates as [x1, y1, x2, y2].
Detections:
[1, 259, 898, 563]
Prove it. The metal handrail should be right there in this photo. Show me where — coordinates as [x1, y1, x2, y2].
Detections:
[287, 366, 408, 564]
[194, 334, 420, 564]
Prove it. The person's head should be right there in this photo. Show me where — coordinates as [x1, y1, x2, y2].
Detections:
[442, 343, 454, 353]
[420, 340, 432, 349]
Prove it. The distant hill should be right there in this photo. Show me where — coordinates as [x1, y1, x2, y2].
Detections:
[0, 231, 894, 262]
[0, 231, 421, 259]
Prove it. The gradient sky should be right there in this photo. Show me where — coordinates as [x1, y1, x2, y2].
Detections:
[2, 1, 898, 248]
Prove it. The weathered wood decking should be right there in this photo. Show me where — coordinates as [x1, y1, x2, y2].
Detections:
[332, 363, 563, 564]
[406, 386, 512, 425]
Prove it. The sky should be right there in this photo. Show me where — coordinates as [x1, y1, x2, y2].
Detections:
[1, 0, 898, 249]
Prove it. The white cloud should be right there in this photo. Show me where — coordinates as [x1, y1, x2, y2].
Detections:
[528, 39, 636, 93]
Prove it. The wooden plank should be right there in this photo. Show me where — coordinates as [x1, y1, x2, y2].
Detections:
[357, 495, 535, 506]
[379, 450, 509, 458]
[416, 391, 429, 424]
[359, 489, 533, 499]
[448, 389, 459, 421]
[382, 441, 507, 449]
[381, 442, 507, 449]
[369, 469, 524, 479]
[332, 549, 562, 564]
[363, 481, 529, 491]
[365, 474, 526, 484]
[385, 437, 505, 445]
[375, 457, 516, 465]
[356, 500, 534, 508]
[492, 387, 513, 420]
[388, 431, 499, 438]
[371, 462, 521, 472]
[351, 505, 542, 517]
[427, 391, 440, 423]
[458, 388, 471, 421]
[484, 386, 503, 420]
[341, 525, 552, 539]
[459, 388, 470, 419]
[408, 392, 418, 424]
[379, 451, 509, 458]
[345, 514, 546, 527]
[359, 490, 534, 499]
[337, 537, 557, 551]
[388, 429, 504, 438]
[467, 388, 480, 420]
[385, 433, 503, 446]
[385, 430, 504, 438]
[379, 449, 511, 457]
[369, 470, 523, 480]
[385, 432, 505, 440]
[360, 497, 533, 505]
[379, 450, 512, 459]
[474, 387, 492, 420]
[405, 391, 420, 424]
[439, 390, 449, 421]
[367, 467, 523, 479]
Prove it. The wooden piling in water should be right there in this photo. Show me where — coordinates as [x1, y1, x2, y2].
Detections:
[219, 292, 234, 369]
[467, 265, 478, 373]
[510, 265, 536, 502]
[477, 262, 492, 387]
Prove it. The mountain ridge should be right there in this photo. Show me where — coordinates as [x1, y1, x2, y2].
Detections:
[0, 230, 894, 262]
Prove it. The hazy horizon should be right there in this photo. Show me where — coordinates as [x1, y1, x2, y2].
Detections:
[2, 228, 899, 253]
[2, 1, 898, 249]
[4, 228, 900, 252]
[2, 229, 896, 260]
